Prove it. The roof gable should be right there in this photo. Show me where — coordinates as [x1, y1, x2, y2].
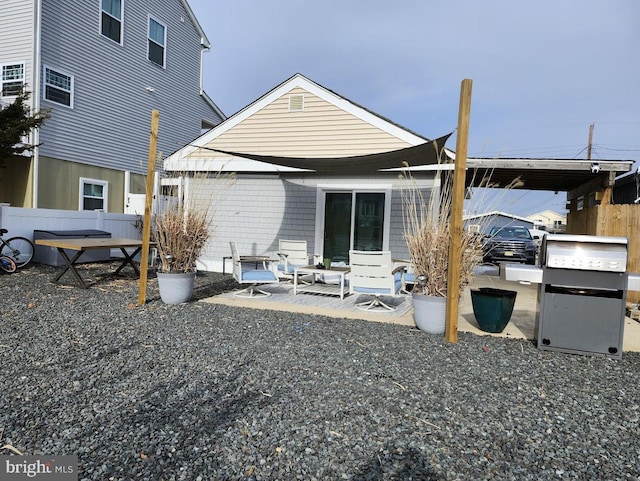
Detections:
[165, 73, 430, 167]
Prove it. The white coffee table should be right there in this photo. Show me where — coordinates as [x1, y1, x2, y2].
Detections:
[293, 265, 350, 299]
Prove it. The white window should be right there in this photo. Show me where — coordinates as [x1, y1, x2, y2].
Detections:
[1, 62, 25, 97]
[44, 66, 74, 107]
[148, 16, 166, 67]
[79, 178, 108, 211]
[100, 0, 123, 44]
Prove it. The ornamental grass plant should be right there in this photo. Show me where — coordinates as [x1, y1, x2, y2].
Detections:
[153, 201, 211, 273]
[153, 171, 233, 273]
[401, 154, 521, 298]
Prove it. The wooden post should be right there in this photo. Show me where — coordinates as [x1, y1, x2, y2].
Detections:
[137, 110, 160, 305]
[445, 79, 473, 343]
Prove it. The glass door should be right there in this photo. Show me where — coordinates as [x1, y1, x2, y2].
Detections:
[323, 193, 352, 264]
[322, 191, 385, 265]
[353, 193, 384, 251]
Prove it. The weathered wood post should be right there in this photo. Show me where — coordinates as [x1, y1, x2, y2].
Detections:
[445, 79, 472, 343]
[137, 110, 159, 305]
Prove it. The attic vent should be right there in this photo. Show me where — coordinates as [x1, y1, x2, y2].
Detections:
[289, 94, 304, 112]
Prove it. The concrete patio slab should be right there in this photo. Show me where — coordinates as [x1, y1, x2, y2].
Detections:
[202, 267, 640, 353]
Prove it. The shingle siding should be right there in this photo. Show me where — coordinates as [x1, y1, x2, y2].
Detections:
[195, 173, 435, 269]
[201, 176, 316, 263]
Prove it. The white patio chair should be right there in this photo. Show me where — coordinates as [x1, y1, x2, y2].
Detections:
[349, 250, 405, 311]
[393, 258, 415, 294]
[276, 239, 314, 280]
[230, 242, 279, 298]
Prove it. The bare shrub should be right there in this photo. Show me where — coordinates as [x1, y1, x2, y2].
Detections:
[401, 152, 521, 297]
[153, 171, 233, 273]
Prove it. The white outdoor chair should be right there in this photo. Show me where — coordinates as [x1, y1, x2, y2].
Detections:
[276, 239, 313, 279]
[393, 258, 416, 294]
[349, 250, 405, 311]
[230, 242, 279, 298]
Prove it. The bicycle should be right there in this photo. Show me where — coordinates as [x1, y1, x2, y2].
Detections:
[0, 255, 17, 273]
[0, 228, 35, 268]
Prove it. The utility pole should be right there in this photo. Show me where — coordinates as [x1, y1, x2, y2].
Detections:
[587, 123, 594, 160]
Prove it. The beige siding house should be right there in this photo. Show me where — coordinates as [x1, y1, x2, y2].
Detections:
[527, 209, 567, 232]
[165, 73, 446, 272]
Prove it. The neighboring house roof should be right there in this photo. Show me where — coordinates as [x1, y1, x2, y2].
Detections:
[463, 211, 533, 225]
[200, 90, 226, 122]
[459, 156, 633, 193]
[613, 167, 640, 204]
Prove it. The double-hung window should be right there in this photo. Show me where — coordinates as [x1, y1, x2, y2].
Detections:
[44, 66, 74, 107]
[80, 178, 108, 211]
[1, 63, 25, 97]
[101, 0, 123, 44]
[148, 17, 166, 67]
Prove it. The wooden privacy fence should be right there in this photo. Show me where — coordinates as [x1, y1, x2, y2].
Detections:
[567, 203, 640, 303]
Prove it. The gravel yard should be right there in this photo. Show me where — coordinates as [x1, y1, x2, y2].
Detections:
[1, 262, 639, 480]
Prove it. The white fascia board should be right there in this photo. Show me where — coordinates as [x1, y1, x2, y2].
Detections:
[163, 156, 309, 173]
[387, 164, 455, 172]
[466, 157, 633, 172]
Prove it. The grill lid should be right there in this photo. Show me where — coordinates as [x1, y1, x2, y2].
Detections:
[542, 234, 628, 272]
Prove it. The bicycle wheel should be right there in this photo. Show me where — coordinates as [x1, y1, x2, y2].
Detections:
[0, 256, 17, 273]
[1, 236, 35, 268]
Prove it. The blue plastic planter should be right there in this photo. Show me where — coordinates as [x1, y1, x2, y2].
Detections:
[471, 287, 517, 333]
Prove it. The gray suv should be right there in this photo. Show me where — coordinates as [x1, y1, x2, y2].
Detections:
[482, 226, 537, 265]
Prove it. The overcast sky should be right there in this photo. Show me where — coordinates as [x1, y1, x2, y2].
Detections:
[187, 0, 640, 216]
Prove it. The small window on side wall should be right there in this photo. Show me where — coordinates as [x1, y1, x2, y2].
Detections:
[148, 16, 166, 67]
[101, 0, 123, 44]
[1, 62, 25, 97]
[80, 178, 108, 211]
[44, 66, 74, 107]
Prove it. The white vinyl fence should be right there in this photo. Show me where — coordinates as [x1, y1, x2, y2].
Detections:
[0, 205, 141, 257]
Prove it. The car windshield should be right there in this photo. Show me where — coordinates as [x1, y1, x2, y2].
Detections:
[491, 227, 532, 239]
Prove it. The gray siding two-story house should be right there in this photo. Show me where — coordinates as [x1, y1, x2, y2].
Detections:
[0, 0, 224, 211]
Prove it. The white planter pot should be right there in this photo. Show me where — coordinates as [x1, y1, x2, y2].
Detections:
[412, 293, 446, 334]
[157, 272, 196, 304]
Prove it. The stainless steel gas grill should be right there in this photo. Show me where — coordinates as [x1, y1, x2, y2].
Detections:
[502, 234, 640, 360]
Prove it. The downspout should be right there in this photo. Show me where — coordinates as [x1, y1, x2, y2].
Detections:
[199, 42, 208, 94]
[124, 171, 131, 212]
[32, 0, 43, 208]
